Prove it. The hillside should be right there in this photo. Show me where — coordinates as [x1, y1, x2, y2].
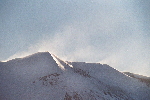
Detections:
[0, 52, 150, 100]
[123, 72, 150, 87]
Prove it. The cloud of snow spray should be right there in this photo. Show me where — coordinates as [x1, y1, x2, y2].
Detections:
[6, 0, 150, 76]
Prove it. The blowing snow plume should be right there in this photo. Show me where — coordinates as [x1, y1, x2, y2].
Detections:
[0, 52, 150, 100]
[1, 0, 150, 77]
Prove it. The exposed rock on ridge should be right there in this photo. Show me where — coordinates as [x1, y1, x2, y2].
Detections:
[0, 52, 150, 100]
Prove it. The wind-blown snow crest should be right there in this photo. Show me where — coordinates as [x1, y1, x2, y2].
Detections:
[0, 52, 150, 100]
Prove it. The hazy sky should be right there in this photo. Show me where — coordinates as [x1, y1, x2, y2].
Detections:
[0, 0, 150, 76]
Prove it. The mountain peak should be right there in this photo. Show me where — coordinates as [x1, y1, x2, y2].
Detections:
[5, 51, 52, 62]
[23, 51, 52, 59]
[0, 52, 150, 100]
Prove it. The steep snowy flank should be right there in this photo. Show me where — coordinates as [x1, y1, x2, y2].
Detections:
[0, 52, 150, 100]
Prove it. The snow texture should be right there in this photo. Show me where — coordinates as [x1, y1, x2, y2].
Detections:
[0, 52, 150, 100]
[123, 72, 150, 87]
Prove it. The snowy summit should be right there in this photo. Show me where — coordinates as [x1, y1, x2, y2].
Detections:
[0, 52, 150, 100]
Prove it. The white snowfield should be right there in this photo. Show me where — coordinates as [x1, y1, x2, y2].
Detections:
[0, 52, 150, 100]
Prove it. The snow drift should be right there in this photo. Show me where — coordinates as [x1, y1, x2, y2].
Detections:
[0, 52, 150, 100]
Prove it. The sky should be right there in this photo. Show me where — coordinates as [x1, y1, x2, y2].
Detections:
[0, 0, 150, 76]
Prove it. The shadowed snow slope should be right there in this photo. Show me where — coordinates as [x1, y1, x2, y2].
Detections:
[0, 52, 150, 100]
[123, 72, 150, 87]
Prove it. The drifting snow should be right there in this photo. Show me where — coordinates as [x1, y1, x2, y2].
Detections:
[0, 52, 150, 100]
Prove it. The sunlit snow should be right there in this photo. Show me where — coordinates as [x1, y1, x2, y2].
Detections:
[0, 52, 150, 100]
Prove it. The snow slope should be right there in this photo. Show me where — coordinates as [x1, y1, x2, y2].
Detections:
[123, 72, 150, 87]
[0, 52, 150, 100]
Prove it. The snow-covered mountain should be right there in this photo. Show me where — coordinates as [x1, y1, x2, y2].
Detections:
[0, 52, 150, 100]
[123, 72, 150, 87]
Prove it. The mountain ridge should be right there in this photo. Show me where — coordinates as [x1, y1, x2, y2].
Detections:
[0, 52, 150, 100]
